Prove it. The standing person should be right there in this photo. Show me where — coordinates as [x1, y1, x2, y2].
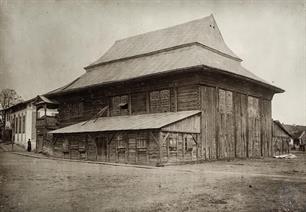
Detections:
[27, 139, 31, 152]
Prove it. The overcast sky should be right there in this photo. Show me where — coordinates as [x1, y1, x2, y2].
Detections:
[0, 0, 305, 125]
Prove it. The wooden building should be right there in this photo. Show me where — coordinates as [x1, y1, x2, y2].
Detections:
[34, 95, 59, 153]
[284, 124, 306, 151]
[272, 120, 292, 155]
[47, 15, 284, 166]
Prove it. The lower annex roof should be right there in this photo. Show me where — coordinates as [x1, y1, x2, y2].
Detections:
[49, 110, 201, 134]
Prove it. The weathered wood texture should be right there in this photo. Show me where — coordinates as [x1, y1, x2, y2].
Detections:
[200, 86, 217, 159]
[161, 115, 200, 134]
[177, 86, 200, 111]
[272, 122, 290, 155]
[261, 100, 272, 157]
[200, 85, 273, 160]
[234, 93, 247, 158]
[160, 132, 198, 163]
[50, 69, 276, 164]
[53, 131, 160, 165]
[247, 96, 261, 158]
[218, 89, 235, 159]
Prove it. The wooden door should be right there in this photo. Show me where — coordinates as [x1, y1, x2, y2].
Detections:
[87, 138, 97, 161]
[96, 136, 108, 162]
[128, 134, 137, 163]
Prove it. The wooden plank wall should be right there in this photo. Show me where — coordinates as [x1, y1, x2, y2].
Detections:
[272, 122, 291, 155]
[234, 93, 247, 158]
[200, 86, 217, 159]
[218, 89, 235, 159]
[261, 100, 272, 157]
[247, 96, 261, 158]
[53, 131, 160, 165]
[177, 86, 200, 111]
[200, 85, 273, 160]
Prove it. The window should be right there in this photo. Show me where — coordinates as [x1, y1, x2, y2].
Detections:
[111, 95, 129, 116]
[169, 137, 177, 151]
[22, 115, 25, 133]
[14, 116, 17, 133]
[149, 89, 170, 113]
[19, 115, 22, 134]
[137, 133, 147, 148]
[184, 136, 194, 152]
[117, 135, 125, 149]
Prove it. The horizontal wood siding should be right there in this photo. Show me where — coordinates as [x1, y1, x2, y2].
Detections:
[177, 86, 199, 111]
[131, 92, 146, 115]
[162, 115, 200, 133]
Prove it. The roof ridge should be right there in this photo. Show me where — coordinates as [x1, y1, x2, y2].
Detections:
[115, 15, 213, 43]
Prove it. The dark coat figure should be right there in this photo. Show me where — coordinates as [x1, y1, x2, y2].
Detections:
[27, 139, 32, 152]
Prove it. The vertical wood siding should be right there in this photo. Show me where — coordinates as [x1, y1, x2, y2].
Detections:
[247, 96, 261, 158]
[234, 93, 247, 158]
[200, 85, 273, 160]
[200, 86, 217, 160]
[261, 100, 272, 157]
[218, 89, 235, 159]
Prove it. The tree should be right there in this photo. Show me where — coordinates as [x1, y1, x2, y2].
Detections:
[0, 89, 23, 109]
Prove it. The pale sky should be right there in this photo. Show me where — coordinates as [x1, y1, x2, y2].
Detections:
[0, 0, 305, 125]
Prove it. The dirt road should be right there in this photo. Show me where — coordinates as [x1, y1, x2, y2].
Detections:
[0, 149, 305, 211]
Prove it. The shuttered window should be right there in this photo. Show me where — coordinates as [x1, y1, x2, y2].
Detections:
[111, 95, 129, 116]
[218, 89, 233, 114]
[149, 89, 170, 113]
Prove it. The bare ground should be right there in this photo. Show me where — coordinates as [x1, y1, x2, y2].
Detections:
[0, 149, 305, 212]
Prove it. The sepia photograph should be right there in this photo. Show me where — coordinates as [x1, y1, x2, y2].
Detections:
[0, 0, 305, 211]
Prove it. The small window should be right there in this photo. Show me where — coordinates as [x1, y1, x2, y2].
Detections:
[137, 133, 147, 148]
[169, 138, 177, 151]
[111, 95, 129, 116]
[118, 102, 128, 110]
[117, 135, 125, 148]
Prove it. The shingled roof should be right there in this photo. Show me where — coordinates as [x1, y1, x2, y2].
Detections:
[49, 14, 283, 95]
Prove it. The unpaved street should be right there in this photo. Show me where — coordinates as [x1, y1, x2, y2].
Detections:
[0, 149, 306, 212]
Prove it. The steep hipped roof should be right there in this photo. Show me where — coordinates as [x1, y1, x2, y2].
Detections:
[49, 110, 200, 134]
[48, 15, 283, 95]
[87, 15, 240, 68]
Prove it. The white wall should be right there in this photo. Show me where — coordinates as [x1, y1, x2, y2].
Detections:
[11, 104, 36, 150]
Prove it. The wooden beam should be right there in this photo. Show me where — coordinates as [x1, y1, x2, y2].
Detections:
[173, 87, 178, 112]
[215, 87, 219, 159]
[128, 94, 132, 115]
[150, 131, 159, 145]
[159, 132, 163, 164]
[146, 92, 150, 113]
[161, 132, 170, 146]
[191, 133, 198, 145]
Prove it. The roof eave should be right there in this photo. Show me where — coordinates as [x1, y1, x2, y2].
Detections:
[47, 65, 284, 97]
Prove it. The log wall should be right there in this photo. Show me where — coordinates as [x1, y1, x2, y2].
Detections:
[51, 69, 276, 163]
